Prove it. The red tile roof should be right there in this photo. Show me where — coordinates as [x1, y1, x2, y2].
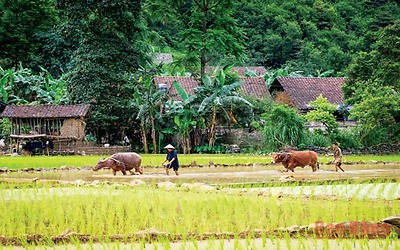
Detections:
[240, 77, 271, 98]
[154, 76, 271, 101]
[273, 77, 345, 110]
[205, 66, 267, 76]
[0, 104, 91, 118]
[154, 76, 198, 101]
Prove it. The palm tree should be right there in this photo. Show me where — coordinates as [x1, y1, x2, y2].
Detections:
[196, 70, 253, 146]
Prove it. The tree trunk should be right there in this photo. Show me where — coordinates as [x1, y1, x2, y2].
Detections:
[208, 108, 217, 147]
[200, 50, 207, 80]
[186, 134, 191, 154]
[150, 113, 157, 154]
[193, 127, 202, 147]
[182, 134, 187, 154]
[141, 121, 148, 154]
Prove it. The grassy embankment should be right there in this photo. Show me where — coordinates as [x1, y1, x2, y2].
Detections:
[0, 154, 400, 170]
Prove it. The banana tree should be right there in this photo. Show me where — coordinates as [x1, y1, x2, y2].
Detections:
[0, 67, 27, 104]
[130, 64, 165, 153]
[31, 67, 69, 104]
[165, 81, 201, 154]
[132, 84, 165, 154]
[196, 70, 253, 146]
[0, 65, 68, 104]
[264, 66, 303, 89]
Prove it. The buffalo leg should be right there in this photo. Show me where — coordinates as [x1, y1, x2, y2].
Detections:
[112, 170, 117, 176]
[311, 165, 317, 172]
[136, 167, 143, 174]
[121, 170, 127, 175]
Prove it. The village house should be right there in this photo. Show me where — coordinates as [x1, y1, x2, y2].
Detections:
[270, 76, 346, 112]
[154, 76, 271, 101]
[0, 104, 90, 154]
[270, 76, 355, 129]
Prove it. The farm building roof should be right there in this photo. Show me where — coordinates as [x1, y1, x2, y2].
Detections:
[154, 76, 271, 101]
[154, 76, 198, 101]
[205, 66, 267, 76]
[0, 104, 91, 118]
[271, 77, 346, 110]
[240, 77, 271, 98]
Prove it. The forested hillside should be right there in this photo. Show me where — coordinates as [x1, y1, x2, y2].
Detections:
[0, 0, 399, 152]
[146, 0, 400, 76]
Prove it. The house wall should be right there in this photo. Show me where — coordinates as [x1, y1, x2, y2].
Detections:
[274, 91, 296, 107]
[60, 118, 86, 140]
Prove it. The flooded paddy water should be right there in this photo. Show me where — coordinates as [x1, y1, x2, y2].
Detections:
[2, 162, 400, 185]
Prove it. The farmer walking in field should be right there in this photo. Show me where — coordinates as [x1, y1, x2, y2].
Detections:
[333, 142, 345, 172]
[162, 144, 179, 176]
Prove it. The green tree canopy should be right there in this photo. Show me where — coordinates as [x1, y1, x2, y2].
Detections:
[148, 0, 246, 77]
[304, 94, 338, 135]
[0, 0, 58, 69]
[61, 0, 148, 142]
[343, 22, 400, 144]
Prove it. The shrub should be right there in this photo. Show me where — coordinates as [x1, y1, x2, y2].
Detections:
[193, 144, 226, 154]
[329, 128, 361, 149]
[258, 104, 307, 151]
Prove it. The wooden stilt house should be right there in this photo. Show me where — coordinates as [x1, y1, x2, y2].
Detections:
[0, 104, 91, 155]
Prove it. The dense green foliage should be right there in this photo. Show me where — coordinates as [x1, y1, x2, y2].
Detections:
[343, 22, 400, 145]
[0, 65, 68, 104]
[59, 0, 147, 142]
[0, 0, 398, 151]
[304, 95, 338, 134]
[257, 104, 307, 151]
[0, 0, 58, 69]
[147, 0, 400, 76]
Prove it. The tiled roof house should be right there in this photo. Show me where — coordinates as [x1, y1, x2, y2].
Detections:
[154, 76, 271, 101]
[270, 77, 346, 112]
[1, 104, 90, 118]
[240, 77, 271, 99]
[154, 76, 198, 101]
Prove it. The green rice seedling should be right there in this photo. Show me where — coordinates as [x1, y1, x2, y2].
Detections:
[233, 234, 244, 250]
[218, 238, 225, 250]
[297, 234, 306, 250]
[2, 182, 400, 246]
[274, 236, 281, 250]
[190, 238, 199, 250]
[160, 237, 171, 250]
[283, 232, 291, 250]
[139, 239, 146, 250]
[261, 230, 267, 248]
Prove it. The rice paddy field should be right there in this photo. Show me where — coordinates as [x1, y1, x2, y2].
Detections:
[0, 153, 400, 249]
